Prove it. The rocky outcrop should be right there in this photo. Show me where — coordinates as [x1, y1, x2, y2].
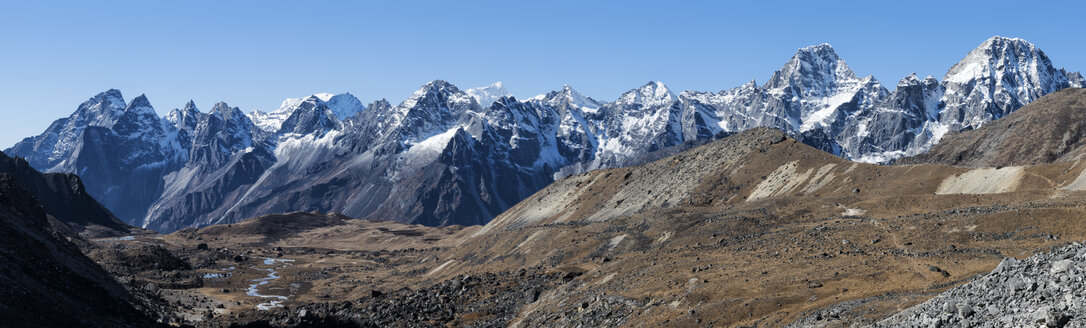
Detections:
[0, 151, 134, 237]
[878, 242, 1086, 327]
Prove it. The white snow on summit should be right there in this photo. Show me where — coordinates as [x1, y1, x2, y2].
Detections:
[248, 92, 363, 131]
[466, 82, 512, 108]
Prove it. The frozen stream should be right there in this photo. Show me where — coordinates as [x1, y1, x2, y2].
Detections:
[247, 258, 294, 310]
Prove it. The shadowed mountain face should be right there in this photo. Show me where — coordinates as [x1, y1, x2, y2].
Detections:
[0, 174, 153, 327]
[898, 88, 1086, 167]
[5, 37, 1083, 232]
[0, 151, 134, 237]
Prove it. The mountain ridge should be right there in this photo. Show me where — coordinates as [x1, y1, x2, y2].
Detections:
[6, 36, 1083, 231]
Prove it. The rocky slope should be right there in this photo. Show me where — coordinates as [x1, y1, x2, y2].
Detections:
[0, 150, 135, 237]
[877, 243, 1086, 327]
[7, 36, 1082, 232]
[898, 88, 1086, 167]
[0, 174, 156, 327]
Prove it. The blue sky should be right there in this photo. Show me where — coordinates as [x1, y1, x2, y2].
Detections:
[2, 0, 1084, 148]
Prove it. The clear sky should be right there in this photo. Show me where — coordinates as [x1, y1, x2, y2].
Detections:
[2, 0, 1083, 148]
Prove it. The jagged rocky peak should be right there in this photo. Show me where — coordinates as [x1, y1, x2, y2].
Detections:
[1065, 71, 1085, 88]
[466, 81, 512, 108]
[401, 80, 476, 109]
[277, 95, 340, 136]
[532, 85, 602, 113]
[939, 35, 1079, 131]
[615, 81, 676, 107]
[166, 100, 203, 131]
[896, 72, 939, 87]
[76, 89, 129, 126]
[95, 88, 127, 109]
[210, 101, 251, 124]
[4, 88, 133, 171]
[210, 101, 232, 114]
[193, 101, 255, 156]
[767, 43, 858, 92]
[368, 98, 392, 112]
[737, 79, 759, 91]
[944, 36, 1063, 86]
[392, 80, 477, 131]
[126, 94, 154, 112]
[112, 94, 166, 139]
[249, 93, 339, 133]
[888, 73, 942, 114]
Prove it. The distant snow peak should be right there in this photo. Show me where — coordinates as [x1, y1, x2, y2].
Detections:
[128, 94, 154, 111]
[399, 80, 475, 116]
[313, 93, 334, 102]
[466, 81, 512, 108]
[618, 81, 675, 107]
[249, 92, 361, 131]
[211, 101, 232, 113]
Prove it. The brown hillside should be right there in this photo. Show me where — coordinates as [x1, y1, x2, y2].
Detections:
[900, 88, 1086, 167]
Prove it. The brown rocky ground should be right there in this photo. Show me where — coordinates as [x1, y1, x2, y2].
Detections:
[85, 128, 1086, 327]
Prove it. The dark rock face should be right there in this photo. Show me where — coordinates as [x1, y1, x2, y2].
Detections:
[0, 151, 132, 237]
[0, 174, 155, 326]
[838, 74, 942, 161]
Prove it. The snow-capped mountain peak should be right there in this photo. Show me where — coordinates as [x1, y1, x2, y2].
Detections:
[944, 36, 1043, 84]
[938, 35, 1074, 131]
[313, 93, 335, 102]
[166, 101, 202, 131]
[249, 92, 358, 132]
[616, 81, 676, 107]
[76, 89, 129, 127]
[113, 95, 167, 140]
[898, 73, 921, 86]
[325, 93, 365, 120]
[531, 84, 603, 114]
[768, 43, 858, 93]
[401, 80, 474, 109]
[466, 81, 512, 108]
[126, 94, 155, 114]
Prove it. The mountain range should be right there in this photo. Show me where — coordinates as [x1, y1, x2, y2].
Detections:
[5, 36, 1082, 232]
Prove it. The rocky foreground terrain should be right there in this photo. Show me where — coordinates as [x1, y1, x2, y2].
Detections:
[0, 175, 155, 326]
[878, 242, 1086, 327]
